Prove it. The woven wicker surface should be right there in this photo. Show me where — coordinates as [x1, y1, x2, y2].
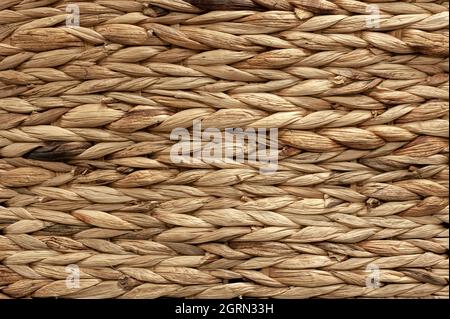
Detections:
[0, 0, 449, 299]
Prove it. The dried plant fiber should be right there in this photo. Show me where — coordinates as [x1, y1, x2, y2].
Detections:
[0, 0, 449, 299]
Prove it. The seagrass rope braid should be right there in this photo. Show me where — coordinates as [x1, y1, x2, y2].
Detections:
[0, 0, 449, 299]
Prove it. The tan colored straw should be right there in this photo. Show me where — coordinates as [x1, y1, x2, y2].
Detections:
[0, 0, 448, 299]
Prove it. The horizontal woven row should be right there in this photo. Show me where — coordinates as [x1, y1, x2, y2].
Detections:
[0, 0, 449, 299]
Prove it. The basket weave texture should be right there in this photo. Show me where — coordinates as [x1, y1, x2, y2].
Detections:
[0, 0, 449, 299]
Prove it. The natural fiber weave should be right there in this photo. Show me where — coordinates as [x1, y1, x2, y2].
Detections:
[0, 0, 449, 299]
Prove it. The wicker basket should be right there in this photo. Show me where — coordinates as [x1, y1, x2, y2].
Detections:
[0, 0, 448, 299]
